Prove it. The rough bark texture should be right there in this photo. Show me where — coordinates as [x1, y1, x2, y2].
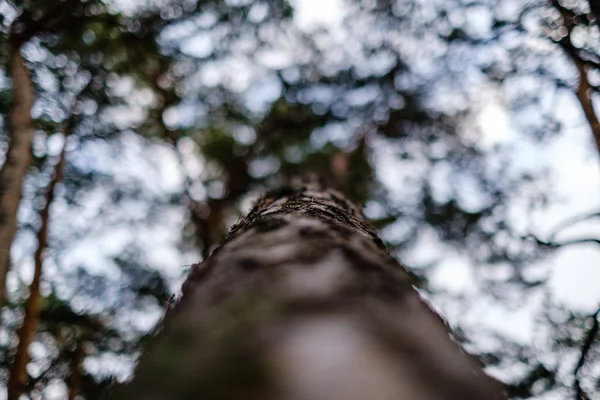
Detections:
[111, 185, 507, 400]
[0, 44, 35, 305]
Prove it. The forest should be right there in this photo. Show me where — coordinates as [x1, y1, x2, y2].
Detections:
[0, 0, 599, 398]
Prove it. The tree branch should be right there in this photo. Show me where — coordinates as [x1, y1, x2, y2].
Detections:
[550, 210, 600, 235]
[573, 307, 600, 400]
[551, 0, 600, 156]
[528, 235, 600, 249]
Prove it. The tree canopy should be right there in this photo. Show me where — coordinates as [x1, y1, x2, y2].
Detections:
[0, 0, 599, 398]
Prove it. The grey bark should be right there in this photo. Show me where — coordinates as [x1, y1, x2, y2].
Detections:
[111, 185, 507, 400]
[0, 44, 35, 305]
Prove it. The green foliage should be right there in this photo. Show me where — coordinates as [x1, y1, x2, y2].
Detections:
[0, 0, 598, 398]
[198, 127, 239, 167]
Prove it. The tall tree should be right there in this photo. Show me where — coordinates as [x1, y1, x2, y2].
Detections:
[7, 116, 70, 400]
[0, 31, 35, 305]
[1, 0, 598, 398]
[110, 184, 507, 400]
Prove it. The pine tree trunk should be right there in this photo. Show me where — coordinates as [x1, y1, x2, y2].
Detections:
[111, 185, 507, 400]
[7, 129, 68, 400]
[0, 43, 35, 305]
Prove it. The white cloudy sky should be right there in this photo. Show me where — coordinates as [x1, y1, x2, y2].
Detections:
[65, 0, 600, 353]
[292, 0, 600, 373]
[7, 1, 599, 398]
[150, 0, 600, 350]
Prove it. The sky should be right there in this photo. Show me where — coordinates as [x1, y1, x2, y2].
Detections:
[160, 0, 600, 360]
[292, 0, 600, 389]
[293, 0, 346, 30]
[292, 0, 600, 305]
[3, 1, 599, 398]
[131, 0, 600, 396]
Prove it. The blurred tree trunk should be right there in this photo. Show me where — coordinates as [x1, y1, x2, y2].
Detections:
[7, 130, 68, 400]
[151, 85, 250, 260]
[0, 42, 35, 306]
[67, 341, 85, 400]
[110, 185, 506, 400]
[550, 0, 600, 156]
[572, 57, 600, 154]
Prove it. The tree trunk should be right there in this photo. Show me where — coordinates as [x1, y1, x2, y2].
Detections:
[67, 340, 85, 400]
[7, 129, 68, 400]
[110, 185, 507, 400]
[0, 43, 35, 306]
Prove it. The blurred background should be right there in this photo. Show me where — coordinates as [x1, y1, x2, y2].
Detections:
[0, 0, 599, 398]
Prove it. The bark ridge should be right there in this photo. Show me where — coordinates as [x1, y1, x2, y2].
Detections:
[111, 185, 507, 400]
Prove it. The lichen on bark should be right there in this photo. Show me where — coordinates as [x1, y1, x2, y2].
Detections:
[110, 184, 507, 400]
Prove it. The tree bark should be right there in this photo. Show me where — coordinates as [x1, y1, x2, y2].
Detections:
[0, 43, 35, 306]
[562, 36, 600, 156]
[110, 185, 507, 400]
[7, 129, 68, 400]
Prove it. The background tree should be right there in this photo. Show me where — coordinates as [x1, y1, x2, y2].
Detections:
[0, 0, 598, 398]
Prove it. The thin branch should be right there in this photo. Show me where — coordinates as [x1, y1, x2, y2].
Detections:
[529, 234, 600, 248]
[573, 307, 600, 400]
[551, 0, 600, 156]
[550, 210, 600, 236]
